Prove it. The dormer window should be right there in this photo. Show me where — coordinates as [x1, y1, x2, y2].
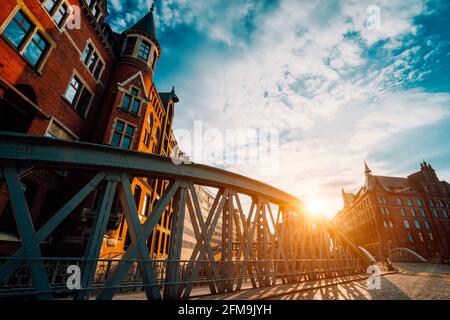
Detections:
[138, 41, 151, 62]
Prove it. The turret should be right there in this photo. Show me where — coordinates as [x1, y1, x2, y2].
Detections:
[119, 3, 161, 77]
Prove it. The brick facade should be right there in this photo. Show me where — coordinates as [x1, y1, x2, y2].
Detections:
[0, 0, 180, 259]
[334, 162, 450, 264]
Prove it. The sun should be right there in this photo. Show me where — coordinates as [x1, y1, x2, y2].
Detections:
[306, 198, 324, 216]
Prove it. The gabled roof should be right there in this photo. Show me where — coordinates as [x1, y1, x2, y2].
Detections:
[158, 87, 179, 108]
[373, 175, 413, 192]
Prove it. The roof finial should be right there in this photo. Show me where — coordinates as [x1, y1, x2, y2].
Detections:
[150, 1, 155, 13]
[364, 160, 372, 175]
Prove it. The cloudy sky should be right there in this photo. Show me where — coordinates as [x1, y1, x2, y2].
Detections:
[107, 0, 450, 217]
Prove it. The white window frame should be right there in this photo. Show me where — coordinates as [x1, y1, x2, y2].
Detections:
[119, 85, 142, 116]
[44, 117, 79, 140]
[63, 70, 94, 119]
[110, 118, 136, 149]
[81, 39, 105, 82]
[40, 0, 72, 32]
[0, 5, 55, 72]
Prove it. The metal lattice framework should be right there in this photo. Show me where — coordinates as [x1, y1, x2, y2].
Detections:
[0, 133, 371, 300]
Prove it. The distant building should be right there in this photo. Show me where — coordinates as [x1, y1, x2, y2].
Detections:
[334, 162, 450, 263]
[181, 186, 222, 260]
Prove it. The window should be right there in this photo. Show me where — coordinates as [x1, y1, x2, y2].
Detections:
[380, 207, 385, 215]
[120, 88, 141, 115]
[403, 220, 410, 229]
[142, 194, 151, 217]
[433, 209, 438, 218]
[414, 220, 420, 229]
[411, 208, 416, 217]
[389, 220, 394, 228]
[383, 219, 387, 228]
[111, 120, 135, 149]
[45, 120, 76, 141]
[407, 199, 413, 206]
[44, 0, 59, 13]
[93, 60, 104, 79]
[424, 221, 430, 229]
[64, 75, 92, 118]
[418, 232, 424, 242]
[87, 51, 98, 72]
[23, 32, 49, 67]
[143, 129, 150, 148]
[417, 199, 423, 206]
[408, 233, 413, 242]
[151, 51, 157, 70]
[53, 3, 69, 27]
[147, 113, 153, 127]
[385, 207, 390, 215]
[401, 208, 406, 216]
[43, 0, 70, 28]
[87, 0, 102, 21]
[421, 209, 426, 217]
[429, 199, 434, 207]
[138, 41, 151, 62]
[81, 42, 104, 80]
[123, 37, 137, 56]
[429, 232, 434, 241]
[396, 198, 402, 205]
[444, 210, 448, 218]
[2, 10, 50, 68]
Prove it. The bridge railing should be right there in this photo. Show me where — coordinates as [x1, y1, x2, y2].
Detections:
[0, 133, 372, 300]
[0, 257, 365, 299]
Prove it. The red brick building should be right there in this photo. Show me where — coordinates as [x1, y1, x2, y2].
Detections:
[0, 0, 179, 258]
[334, 162, 450, 264]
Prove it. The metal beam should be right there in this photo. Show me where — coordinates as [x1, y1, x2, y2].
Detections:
[0, 133, 301, 206]
[1, 167, 52, 300]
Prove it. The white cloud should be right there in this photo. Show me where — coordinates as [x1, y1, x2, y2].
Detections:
[157, 0, 449, 217]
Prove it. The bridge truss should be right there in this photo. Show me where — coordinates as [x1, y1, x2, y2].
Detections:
[0, 133, 371, 300]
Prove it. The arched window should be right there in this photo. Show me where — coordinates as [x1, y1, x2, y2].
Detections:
[408, 233, 414, 242]
[397, 198, 402, 205]
[401, 208, 406, 216]
[444, 210, 448, 218]
[407, 199, 413, 206]
[414, 220, 420, 229]
[417, 199, 423, 206]
[383, 219, 388, 228]
[424, 221, 430, 229]
[403, 220, 410, 229]
[411, 209, 416, 216]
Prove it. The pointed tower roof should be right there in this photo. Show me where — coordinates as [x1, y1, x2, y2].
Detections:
[364, 160, 372, 175]
[128, 3, 157, 41]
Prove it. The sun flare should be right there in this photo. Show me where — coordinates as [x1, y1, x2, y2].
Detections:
[306, 198, 325, 216]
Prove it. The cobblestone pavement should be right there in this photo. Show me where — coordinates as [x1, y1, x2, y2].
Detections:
[274, 263, 450, 300]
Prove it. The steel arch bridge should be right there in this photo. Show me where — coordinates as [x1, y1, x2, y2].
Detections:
[0, 133, 372, 300]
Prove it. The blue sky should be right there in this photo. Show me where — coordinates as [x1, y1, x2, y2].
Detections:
[107, 0, 450, 217]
